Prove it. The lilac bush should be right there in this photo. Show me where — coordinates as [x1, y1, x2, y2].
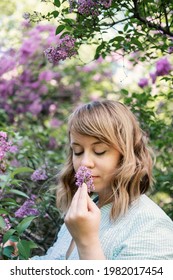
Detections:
[0, 22, 118, 259]
[0, 130, 62, 259]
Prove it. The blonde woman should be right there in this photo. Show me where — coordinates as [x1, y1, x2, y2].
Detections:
[32, 100, 173, 260]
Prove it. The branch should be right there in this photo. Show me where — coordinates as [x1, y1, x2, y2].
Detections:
[99, 16, 134, 30]
[132, 0, 173, 36]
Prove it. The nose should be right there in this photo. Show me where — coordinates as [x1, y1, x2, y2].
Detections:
[80, 152, 94, 169]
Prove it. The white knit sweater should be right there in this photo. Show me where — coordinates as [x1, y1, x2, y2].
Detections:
[32, 195, 173, 260]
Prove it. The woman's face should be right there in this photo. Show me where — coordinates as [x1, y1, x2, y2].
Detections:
[70, 132, 121, 200]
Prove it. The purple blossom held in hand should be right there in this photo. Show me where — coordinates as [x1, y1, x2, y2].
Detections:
[75, 166, 95, 193]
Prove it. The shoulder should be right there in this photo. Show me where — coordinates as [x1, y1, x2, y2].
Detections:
[111, 195, 173, 259]
[113, 194, 173, 238]
[129, 194, 172, 222]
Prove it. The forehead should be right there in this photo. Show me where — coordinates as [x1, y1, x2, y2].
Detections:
[70, 132, 102, 145]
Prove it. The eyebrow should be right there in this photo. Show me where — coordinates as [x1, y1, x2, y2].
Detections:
[71, 141, 103, 146]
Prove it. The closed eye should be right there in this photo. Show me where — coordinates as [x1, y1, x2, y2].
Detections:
[73, 152, 83, 156]
[95, 151, 106, 155]
[73, 151, 106, 156]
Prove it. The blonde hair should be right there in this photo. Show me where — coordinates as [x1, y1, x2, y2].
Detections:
[56, 100, 154, 220]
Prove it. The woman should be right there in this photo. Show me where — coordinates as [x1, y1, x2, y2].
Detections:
[32, 99, 173, 260]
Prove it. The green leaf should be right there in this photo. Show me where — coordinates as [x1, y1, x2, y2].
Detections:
[0, 216, 6, 229]
[17, 240, 31, 259]
[0, 209, 8, 215]
[3, 229, 16, 244]
[94, 42, 105, 59]
[15, 216, 36, 235]
[56, 25, 65, 35]
[10, 167, 34, 179]
[27, 240, 38, 249]
[1, 198, 19, 207]
[54, 0, 60, 8]
[0, 174, 11, 188]
[2, 246, 14, 258]
[114, 36, 124, 42]
[8, 189, 29, 199]
[18, 240, 38, 260]
[51, 11, 59, 18]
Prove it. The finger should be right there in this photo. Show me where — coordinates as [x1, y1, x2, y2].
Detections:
[68, 187, 81, 213]
[77, 183, 88, 209]
[87, 195, 99, 212]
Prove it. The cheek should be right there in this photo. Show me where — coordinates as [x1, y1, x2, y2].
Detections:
[72, 156, 80, 172]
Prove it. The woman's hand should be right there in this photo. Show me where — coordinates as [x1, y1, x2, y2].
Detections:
[64, 183, 105, 259]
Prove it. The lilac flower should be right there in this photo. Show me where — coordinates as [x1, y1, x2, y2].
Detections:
[156, 57, 172, 76]
[44, 35, 77, 65]
[78, 0, 99, 16]
[138, 78, 149, 88]
[0, 53, 16, 76]
[77, 0, 112, 16]
[0, 131, 11, 161]
[150, 72, 157, 84]
[0, 132, 7, 139]
[168, 46, 173, 54]
[31, 168, 48, 181]
[39, 70, 56, 82]
[101, 0, 112, 8]
[75, 166, 95, 193]
[10, 159, 20, 167]
[49, 104, 57, 113]
[15, 195, 39, 218]
[50, 118, 61, 128]
[28, 100, 43, 116]
[9, 145, 18, 154]
[48, 137, 58, 149]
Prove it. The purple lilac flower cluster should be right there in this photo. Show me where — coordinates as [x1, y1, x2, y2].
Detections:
[138, 57, 172, 88]
[75, 166, 95, 193]
[44, 35, 77, 65]
[78, 0, 100, 16]
[31, 168, 48, 181]
[69, 0, 112, 15]
[15, 195, 39, 218]
[0, 131, 11, 161]
[138, 78, 148, 88]
[0, 215, 12, 243]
